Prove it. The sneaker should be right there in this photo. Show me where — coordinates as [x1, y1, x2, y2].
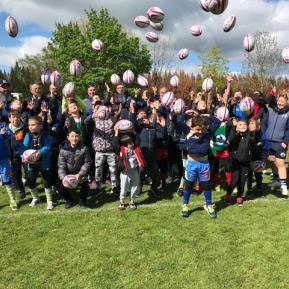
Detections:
[215, 185, 221, 192]
[65, 200, 73, 209]
[204, 204, 217, 218]
[118, 201, 125, 210]
[268, 180, 281, 188]
[246, 188, 253, 198]
[236, 197, 243, 206]
[281, 185, 288, 199]
[19, 191, 26, 200]
[224, 194, 232, 204]
[181, 204, 189, 218]
[47, 201, 54, 210]
[29, 198, 41, 207]
[149, 188, 160, 198]
[129, 202, 137, 210]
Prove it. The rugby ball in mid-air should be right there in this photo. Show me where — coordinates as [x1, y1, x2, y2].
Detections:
[114, 119, 134, 132]
[50, 70, 63, 87]
[147, 6, 165, 23]
[202, 78, 214, 92]
[137, 75, 149, 87]
[199, 0, 210, 12]
[63, 82, 76, 98]
[150, 21, 164, 31]
[191, 25, 202, 36]
[170, 75, 180, 87]
[134, 16, 150, 28]
[243, 34, 255, 52]
[282, 48, 289, 64]
[91, 39, 104, 52]
[69, 60, 83, 77]
[239, 96, 254, 114]
[41, 68, 52, 85]
[123, 70, 135, 84]
[111, 74, 121, 86]
[223, 15, 236, 32]
[5, 16, 18, 37]
[95, 105, 109, 120]
[250, 160, 265, 173]
[161, 92, 175, 107]
[178, 48, 189, 60]
[62, 175, 79, 189]
[22, 149, 38, 163]
[145, 32, 159, 43]
[173, 99, 186, 114]
[215, 106, 229, 122]
[208, 0, 229, 15]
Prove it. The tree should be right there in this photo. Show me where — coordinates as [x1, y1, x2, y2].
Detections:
[20, 8, 151, 96]
[198, 46, 229, 90]
[243, 31, 287, 92]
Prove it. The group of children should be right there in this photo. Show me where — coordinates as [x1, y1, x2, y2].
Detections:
[0, 78, 288, 218]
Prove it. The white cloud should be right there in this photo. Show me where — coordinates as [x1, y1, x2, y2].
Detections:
[0, 36, 49, 66]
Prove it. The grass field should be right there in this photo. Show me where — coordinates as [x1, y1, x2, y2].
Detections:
[1, 175, 289, 289]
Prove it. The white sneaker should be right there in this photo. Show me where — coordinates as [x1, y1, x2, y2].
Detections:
[281, 185, 288, 197]
[268, 180, 281, 188]
[29, 198, 41, 207]
[47, 201, 54, 210]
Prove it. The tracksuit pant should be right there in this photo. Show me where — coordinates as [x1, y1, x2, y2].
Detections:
[120, 168, 140, 202]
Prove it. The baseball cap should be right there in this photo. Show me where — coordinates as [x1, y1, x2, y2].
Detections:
[0, 80, 9, 87]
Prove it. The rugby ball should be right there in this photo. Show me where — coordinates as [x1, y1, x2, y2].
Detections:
[243, 34, 255, 52]
[41, 68, 52, 85]
[250, 160, 265, 173]
[134, 16, 150, 28]
[191, 25, 202, 36]
[95, 105, 109, 120]
[62, 175, 79, 189]
[173, 99, 186, 114]
[239, 97, 254, 114]
[215, 106, 229, 121]
[170, 75, 180, 87]
[111, 74, 121, 86]
[137, 75, 149, 87]
[223, 15, 236, 32]
[202, 78, 214, 92]
[199, 0, 210, 12]
[150, 21, 164, 31]
[50, 70, 63, 87]
[209, 0, 229, 15]
[92, 39, 104, 52]
[282, 48, 289, 64]
[69, 60, 83, 77]
[63, 82, 76, 98]
[114, 119, 134, 131]
[5, 16, 18, 38]
[147, 7, 165, 23]
[178, 48, 189, 60]
[22, 149, 38, 163]
[161, 92, 175, 107]
[145, 32, 159, 43]
[123, 70, 135, 84]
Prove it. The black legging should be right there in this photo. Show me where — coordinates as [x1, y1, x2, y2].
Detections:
[247, 169, 263, 190]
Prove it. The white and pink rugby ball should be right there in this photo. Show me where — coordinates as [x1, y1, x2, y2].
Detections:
[243, 34, 255, 52]
[178, 48, 189, 60]
[145, 32, 159, 43]
[95, 105, 109, 120]
[209, 0, 229, 15]
[223, 15, 236, 32]
[202, 78, 214, 92]
[134, 16, 150, 28]
[110, 74, 121, 86]
[170, 75, 180, 87]
[114, 119, 134, 132]
[199, 0, 210, 12]
[5, 16, 18, 38]
[22, 149, 38, 163]
[282, 48, 289, 64]
[92, 39, 104, 52]
[161, 92, 175, 107]
[62, 175, 79, 189]
[191, 25, 202, 36]
[250, 160, 265, 173]
[150, 21, 163, 31]
[70, 60, 83, 77]
[215, 106, 229, 122]
[147, 7, 165, 23]
[173, 99, 186, 114]
[63, 82, 76, 98]
[137, 75, 149, 87]
[41, 68, 52, 85]
[50, 70, 63, 87]
[123, 70, 135, 84]
[240, 96, 254, 114]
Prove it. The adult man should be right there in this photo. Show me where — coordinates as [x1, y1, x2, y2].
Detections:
[0, 80, 14, 122]
[83, 85, 98, 115]
[47, 84, 62, 126]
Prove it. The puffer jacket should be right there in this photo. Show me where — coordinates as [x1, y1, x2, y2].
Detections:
[58, 141, 91, 180]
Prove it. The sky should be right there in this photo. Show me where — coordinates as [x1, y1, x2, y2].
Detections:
[0, 0, 289, 75]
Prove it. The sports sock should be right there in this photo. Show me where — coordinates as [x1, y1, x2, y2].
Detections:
[5, 185, 16, 203]
[203, 190, 212, 206]
[280, 179, 287, 187]
[30, 188, 39, 200]
[225, 172, 232, 186]
[182, 190, 191, 205]
[45, 188, 53, 203]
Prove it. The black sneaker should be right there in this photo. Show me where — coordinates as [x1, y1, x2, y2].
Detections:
[19, 190, 26, 200]
[65, 200, 73, 209]
[149, 188, 160, 198]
